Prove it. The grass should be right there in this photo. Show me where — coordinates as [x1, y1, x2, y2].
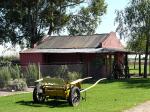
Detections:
[129, 64, 150, 75]
[1, 78, 150, 112]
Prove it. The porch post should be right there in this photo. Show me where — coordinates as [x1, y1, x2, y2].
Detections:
[109, 54, 112, 78]
[125, 53, 129, 78]
[105, 54, 108, 77]
[139, 54, 141, 76]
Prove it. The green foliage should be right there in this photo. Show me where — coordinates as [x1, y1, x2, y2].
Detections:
[0, 67, 11, 88]
[0, 56, 19, 66]
[115, 0, 150, 77]
[9, 65, 21, 79]
[0, 56, 18, 62]
[126, 35, 146, 52]
[115, 0, 150, 52]
[67, 0, 107, 35]
[0, 63, 39, 88]
[67, 71, 81, 81]
[67, 8, 97, 35]
[0, 0, 95, 47]
[0, 0, 107, 47]
[24, 64, 39, 86]
[57, 65, 68, 78]
[8, 79, 27, 91]
[44, 65, 68, 78]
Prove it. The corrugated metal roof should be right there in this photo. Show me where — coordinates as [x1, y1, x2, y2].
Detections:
[21, 48, 127, 54]
[36, 34, 109, 49]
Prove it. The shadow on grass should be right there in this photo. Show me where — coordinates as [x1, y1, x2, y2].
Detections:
[16, 100, 70, 108]
[100, 78, 150, 89]
[122, 78, 150, 89]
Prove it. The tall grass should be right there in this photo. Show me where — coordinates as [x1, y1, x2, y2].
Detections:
[0, 67, 11, 88]
[9, 65, 21, 79]
[24, 64, 39, 86]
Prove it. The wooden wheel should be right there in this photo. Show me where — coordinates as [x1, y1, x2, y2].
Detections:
[33, 86, 45, 103]
[68, 87, 80, 106]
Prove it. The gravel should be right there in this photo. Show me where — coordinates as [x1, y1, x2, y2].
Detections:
[124, 101, 150, 112]
[0, 88, 33, 97]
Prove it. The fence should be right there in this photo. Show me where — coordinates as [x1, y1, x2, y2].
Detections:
[21, 64, 85, 85]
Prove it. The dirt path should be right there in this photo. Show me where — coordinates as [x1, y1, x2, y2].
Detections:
[0, 88, 33, 97]
[124, 101, 150, 112]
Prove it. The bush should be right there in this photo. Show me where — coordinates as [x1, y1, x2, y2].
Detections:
[9, 65, 21, 79]
[0, 56, 19, 67]
[46, 65, 68, 78]
[24, 64, 39, 86]
[8, 79, 27, 91]
[67, 72, 81, 81]
[0, 67, 11, 88]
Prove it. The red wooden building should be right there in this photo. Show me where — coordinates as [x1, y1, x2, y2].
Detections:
[20, 32, 127, 78]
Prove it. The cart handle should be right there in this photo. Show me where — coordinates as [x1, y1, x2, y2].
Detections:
[80, 78, 106, 93]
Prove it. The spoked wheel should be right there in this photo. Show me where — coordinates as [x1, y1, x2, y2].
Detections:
[33, 86, 45, 103]
[68, 87, 80, 106]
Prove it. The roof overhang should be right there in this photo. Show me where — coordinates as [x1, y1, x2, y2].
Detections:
[20, 48, 128, 54]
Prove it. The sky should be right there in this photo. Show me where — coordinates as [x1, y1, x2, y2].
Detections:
[0, 0, 129, 56]
[96, 0, 129, 34]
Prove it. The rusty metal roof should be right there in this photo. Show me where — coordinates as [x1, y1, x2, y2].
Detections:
[36, 34, 109, 49]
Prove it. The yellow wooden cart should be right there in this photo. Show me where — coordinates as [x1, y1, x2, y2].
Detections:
[33, 77, 105, 106]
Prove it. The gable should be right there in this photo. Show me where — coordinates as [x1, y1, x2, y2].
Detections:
[102, 32, 124, 50]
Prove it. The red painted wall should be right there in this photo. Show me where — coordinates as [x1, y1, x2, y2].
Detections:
[20, 53, 43, 66]
[102, 32, 124, 49]
[20, 53, 96, 66]
[20, 52, 111, 78]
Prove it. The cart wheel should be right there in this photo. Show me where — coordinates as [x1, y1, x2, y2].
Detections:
[68, 87, 80, 106]
[33, 87, 45, 103]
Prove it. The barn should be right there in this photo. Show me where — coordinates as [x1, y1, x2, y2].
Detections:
[20, 32, 128, 78]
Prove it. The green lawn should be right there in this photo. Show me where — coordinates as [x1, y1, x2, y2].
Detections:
[129, 64, 150, 75]
[1, 78, 150, 112]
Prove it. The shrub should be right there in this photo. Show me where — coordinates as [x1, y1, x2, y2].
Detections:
[24, 64, 39, 86]
[8, 79, 27, 91]
[9, 65, 21, 79]
[57, 65, 68, 78]
[46, 65, 68, 78]
[0, 67, 11, 88]
[0, 56, 19, 67]
[67, 72, 81, 81]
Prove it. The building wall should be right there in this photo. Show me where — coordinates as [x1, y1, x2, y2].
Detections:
[42, 53, 96, 64]
[102, 32, 124, 50]
[20, 53, 43, 66]
[88, 54, 112, 78]
[20, 53, 112, 78]
[42, 53, 110, 78]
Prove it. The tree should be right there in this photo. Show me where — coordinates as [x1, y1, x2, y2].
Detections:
[126, 33, 146, 53]
[67, 0, 107, 35]
[0, 0, 84, 48]
[115, 0, 150, 78]
[0, 0, 107, 48]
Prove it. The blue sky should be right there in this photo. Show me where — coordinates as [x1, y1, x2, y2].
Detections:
[96, 0, 129, 34]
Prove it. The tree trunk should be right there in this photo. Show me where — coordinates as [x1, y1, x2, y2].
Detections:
[143, 33, 149, 78]
[139, 54, 141, 76]
[48, 22, 53, 35]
